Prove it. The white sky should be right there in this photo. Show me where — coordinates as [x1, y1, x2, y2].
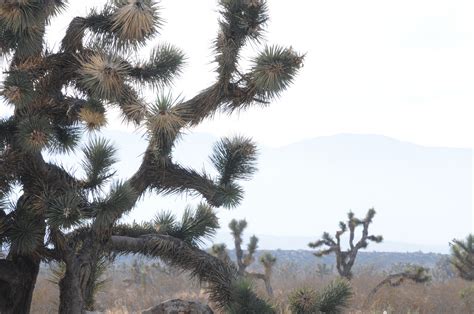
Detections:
[1, 0, 473, 149]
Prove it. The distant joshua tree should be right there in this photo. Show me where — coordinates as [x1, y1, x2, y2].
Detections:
[315, 263, 334, 279]
[309, 208, 383, 280]
[212, 219, 276, 296]
[450, 234, 474, 281]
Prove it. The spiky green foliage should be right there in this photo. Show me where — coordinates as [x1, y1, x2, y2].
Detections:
[225, 279, 275, 314]
[315, 279, 353, 314]
[16, 115, 53, 153]
[289, 287, 318, 314]
[260, 252, 276, 269]
[79, 99, 107, 130]
[131, 44, 185, 88]
[110, 0, 161, 46]
[46, 191, 84, 229]
[289, 279, 353, 314]
[309, 208, 383, 279]
[0, 0, 65, 57]
[92, 181, 137, 231]
[49, 125, 82, 154]
[251, 46, 304, 99]
[153, 203, 219, 246]
[211, 136, 258, 184]
[1, 71, 34, 107]
[145, 92, 185, 155]
[81, 137, 118, 190]
[450, 234, 474, 281]
[216, 0, 268, 77]
[9, 213, 44, 255]
[77, 52, 131, 101]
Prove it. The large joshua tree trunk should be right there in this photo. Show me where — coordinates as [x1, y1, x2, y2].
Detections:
[58, 238, 101, 314]
[0, 194, 46, 313]
[0, 256, 40, 314]
[59, 263, 86, 314]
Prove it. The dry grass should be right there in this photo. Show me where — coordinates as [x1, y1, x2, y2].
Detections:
[31, 260, 473, 314]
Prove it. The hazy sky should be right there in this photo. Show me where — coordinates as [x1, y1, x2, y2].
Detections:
[1, 0, 473, 149]
[0, 1, 473, 250]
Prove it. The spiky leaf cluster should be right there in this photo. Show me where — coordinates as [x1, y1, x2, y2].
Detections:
[451, 234, 474, 281]
[225, 279, 275, 314]
[92, 181, 137, 231]
[211, 136, 258, 184]
[153, 203, 219, 246]
[81, 137, 118, 190]
[131, 44, 185, 88]
[251, 46, 304, 99]
[289, 279, 353, 314]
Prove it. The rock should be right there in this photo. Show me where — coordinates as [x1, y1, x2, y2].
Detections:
[142, 299, 214, 314]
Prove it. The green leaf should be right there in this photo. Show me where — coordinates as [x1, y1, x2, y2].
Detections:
[1, 71, 35, 108]
[16, 115, 53, 153]
[153, 203, 219, 246]
[247, 235, 258, 254]
[225, 278, 275, 314]
[450, 234, 474, 281]
[10, 215, 43, 255]
[131, 43, 185, 88]
[260, 252, 276, 269]
[46, 191, 84, 230]
[145, 92, 186, 154]
[110, 0, 161, 47]
[76, 51, 131, 101]
[210, 136, 258, 184]
[49, 125, 82, 154]
[81, 137, 118, 190]
[93, 181, 137, 230]
[251, 45, 304, 99]
[315, 279, 353, 314]
[288, 287, 318, 314]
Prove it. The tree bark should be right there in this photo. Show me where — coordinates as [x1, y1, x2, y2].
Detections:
[0, 256, 40, 314]
[59, 260, 87, 314]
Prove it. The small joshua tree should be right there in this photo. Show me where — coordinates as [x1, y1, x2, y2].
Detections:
[450, 234, 474, 281]
[288, 279, 353, 314]
[315, 263, 334, 279]
[309, 208, 383, 280]
[363, 265, 430, 309]
[212, 219, 276, 296]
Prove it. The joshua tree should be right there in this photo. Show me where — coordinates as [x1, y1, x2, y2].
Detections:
[363, 265, 430, 309]
[309, 209, 383, 280]
[212, 219, 277, 296]
[0, 0, 303, 312]
[450, 234, 474, 281]
[315, 263, 334, 279]
[288, 279, 353, 314]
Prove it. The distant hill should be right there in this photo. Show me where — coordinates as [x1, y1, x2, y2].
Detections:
[48, 131, 472, 253]
[112, 249, 447, 274]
